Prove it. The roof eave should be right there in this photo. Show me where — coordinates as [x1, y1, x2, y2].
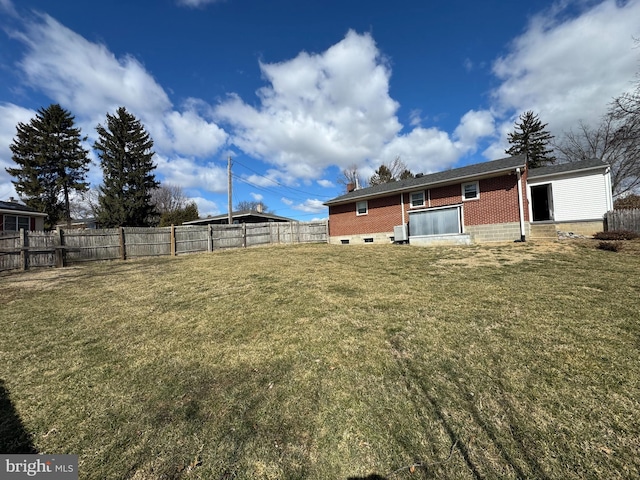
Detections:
[325, 164, 524, 206]
[0, 208, 47, 217]
[528, 164, 609, 181]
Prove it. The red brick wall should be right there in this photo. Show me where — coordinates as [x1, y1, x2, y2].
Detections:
[463, 175, 521, 225]
[329, 194, 403, 236]
[329, 172, 529, 236]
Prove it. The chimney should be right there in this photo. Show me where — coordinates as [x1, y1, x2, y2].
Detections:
[8, 196, 18, 203]
[347, 182, 355, 192]
[256, 203, 263, 213]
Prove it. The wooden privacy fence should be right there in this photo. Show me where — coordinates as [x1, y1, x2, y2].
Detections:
[606, 209, 640, 233]
[0, 221, 328, 272]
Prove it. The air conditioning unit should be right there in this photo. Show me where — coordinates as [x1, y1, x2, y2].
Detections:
[393, 224, 408, 243]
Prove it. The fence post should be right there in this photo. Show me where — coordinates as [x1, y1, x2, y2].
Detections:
[119, 227, 126, 260]
[55, 228, 65, 268]
[19, 228, 27, 271]
[242, 223, 247, 248]
[170, 224, 176, 256]
[208, 225, 213, 252]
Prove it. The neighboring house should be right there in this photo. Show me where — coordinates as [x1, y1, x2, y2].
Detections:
[0, 199, 47, 232]
[325, 155, 613, 245]
[55, 217, 100, 229]
[183, 210, 296, 226]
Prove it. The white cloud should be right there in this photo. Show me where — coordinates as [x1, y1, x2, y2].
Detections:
[0, 103, 36, 199]
[281, 197, 326, 213]
[176, 0, 222, 7]
[453, 110, 495, 153]
[216, 31, 404, 179]
[155, 155, 227, 193]
[215, 30, 498, 182]
[189, 196, 219, 216]
[490, 0, 640, 138]
[377, 127, 461, 175]
[317, 179, 334, 188]
[250, 192, 263, 201]
[0, 0, 17, 16]
[11, 13, 227, 161]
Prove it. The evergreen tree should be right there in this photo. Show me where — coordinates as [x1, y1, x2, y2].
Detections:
[506, 111, 556, 169]
[158, 202, 200, 226]
[94, 107, 159, 227]
[369, 156, 415, 186]
[6, 104, 90, 228]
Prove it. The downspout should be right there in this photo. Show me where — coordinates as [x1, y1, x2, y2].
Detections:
[516, 167, 526, 241]
[400, 193, 405, 225]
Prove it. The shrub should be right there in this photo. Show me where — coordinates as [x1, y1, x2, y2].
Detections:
[593, 230, 639, 241]
[597, 241, 621, 252]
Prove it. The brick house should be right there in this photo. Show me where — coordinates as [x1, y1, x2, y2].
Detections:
[0, 199, 47, 232]
[325, 155, 613, 245]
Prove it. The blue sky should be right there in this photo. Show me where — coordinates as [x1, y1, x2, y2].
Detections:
[1, 0, 639, 220]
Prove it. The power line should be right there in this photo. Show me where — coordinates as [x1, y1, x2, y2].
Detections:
[232, 159, 334, 199]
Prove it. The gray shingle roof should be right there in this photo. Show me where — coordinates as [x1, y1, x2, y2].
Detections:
[0, 200, 45, 214]
[325, 154, 527, 205]
[527, 159, 609, 178]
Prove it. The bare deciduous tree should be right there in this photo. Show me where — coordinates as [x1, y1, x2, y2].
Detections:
[337, 164, 366, 192]
[151, 184, 188, 214]
[369, 156, 414, 186]
[555, 114, 640, 197]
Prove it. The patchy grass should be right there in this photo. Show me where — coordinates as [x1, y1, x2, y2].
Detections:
[1, 241, 639, 479]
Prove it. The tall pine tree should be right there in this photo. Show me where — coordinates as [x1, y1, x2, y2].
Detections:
[7, 104, 90, 229]
[505, 111, 556, 169]
[94, 107, 159, 227]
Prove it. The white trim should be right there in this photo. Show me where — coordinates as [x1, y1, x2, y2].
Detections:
[400, 193, 405, 225]
[0, 209, 46, 217]
[516, 168, 525, 239]
[408, 203, 463, 214]
[427, 189, 431, 207]
[356, 200, 368, 216]
[461, 181, 480, 201]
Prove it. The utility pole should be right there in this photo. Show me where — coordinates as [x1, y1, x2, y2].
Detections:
[227, 156, 233, 225]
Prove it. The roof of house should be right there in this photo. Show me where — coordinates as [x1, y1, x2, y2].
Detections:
[325, 154, 528, 206]
[0, 200, 47, 216]
[183, 210, 295, 225]
[527, 159, 609, 179]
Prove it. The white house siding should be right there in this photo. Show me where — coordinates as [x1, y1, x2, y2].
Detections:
[528, 170, 612, 222]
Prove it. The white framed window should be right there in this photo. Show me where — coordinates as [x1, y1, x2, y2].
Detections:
[410, 191, 425, 207]
[462, 181, 479, 201]
[356, 200, 368, 216]
[3, 215, 30, 231]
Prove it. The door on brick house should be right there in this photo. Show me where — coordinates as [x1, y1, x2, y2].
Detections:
[531, 184, 554, 221]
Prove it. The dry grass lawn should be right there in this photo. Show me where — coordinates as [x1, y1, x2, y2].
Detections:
[1, 240, 639, 479]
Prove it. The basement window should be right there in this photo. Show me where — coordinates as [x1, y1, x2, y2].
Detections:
[364, 238, 373, 243]
[341, 239, 350, 244]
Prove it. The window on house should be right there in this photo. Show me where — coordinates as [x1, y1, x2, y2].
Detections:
[3, 215, 30, 231]
[462, 181, 479, 201]
[364, 238, 373, 243]
[409, 207, 461, 236]
[410, 191, 425, 207]
[356, 201, 368, 215]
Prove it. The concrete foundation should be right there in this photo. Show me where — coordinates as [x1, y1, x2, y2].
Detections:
[409, 234, 472, 246]
[328, 232, 394, 245]
[465, 222, 528, 243]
